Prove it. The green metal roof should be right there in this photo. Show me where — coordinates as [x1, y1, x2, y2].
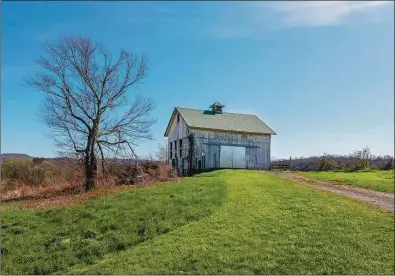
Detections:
[165, 107, 276, 136]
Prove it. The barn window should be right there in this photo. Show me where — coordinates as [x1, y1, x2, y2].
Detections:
[170, 142, 173, 159]
[194, 150, 198, 169]
[174, 141, 177, 157]
[179, 139, 183, 157]
[177, 113, 180, 123]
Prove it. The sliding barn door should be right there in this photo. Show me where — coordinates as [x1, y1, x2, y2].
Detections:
[219, 145, 246, 169]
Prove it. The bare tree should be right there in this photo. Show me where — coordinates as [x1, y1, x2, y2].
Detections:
[27, 36, 155, 191]
[155, 143, 167, 162]
[353, 146, 372, 169]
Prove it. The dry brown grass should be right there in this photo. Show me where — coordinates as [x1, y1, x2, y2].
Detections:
[1, 158, 179, 210]
[18, 180, 174, 210]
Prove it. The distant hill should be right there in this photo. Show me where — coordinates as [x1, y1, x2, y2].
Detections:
[0, 154, 143, 163]
[1, 153, 33, 161]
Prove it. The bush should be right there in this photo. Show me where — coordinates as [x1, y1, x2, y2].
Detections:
[1, 157, 178, 202]
[372, 156, 394, 170]
[0, 158, 84, 202]
[283, 149, 394, 172]
[140, 159, 159, 171]
[318, 156, 338, 171]
[106, 160, 178, 185]
[1, 159, 50, 186]
[107, 162, 141, 185]
[141, 161, 178, 181]
[32, 157, 46, 165]
[1, 158, 82, 187]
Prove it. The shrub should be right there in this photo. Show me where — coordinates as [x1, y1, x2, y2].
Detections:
[140, 159, 159, 171]
[318, 156, 338, 171]
[372, 156, 394, 170]
[32, 157, 46, 165]
[0, 157, 85, 202]
[141, 161, 178, 181]
[1, 157, 178, 202]
[107, 162, 141, 185]
[284, 149, 394, 172]
[106, 160, 177, 185]
[1, 159, 50, 186]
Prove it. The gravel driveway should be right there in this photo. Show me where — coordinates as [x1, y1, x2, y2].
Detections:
[274, 172, 394, 213]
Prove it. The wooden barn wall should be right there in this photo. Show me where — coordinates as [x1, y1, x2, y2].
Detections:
[166, 111, 188, 168]
[189, 129, 272, 170]
[167, 118, 272, 172]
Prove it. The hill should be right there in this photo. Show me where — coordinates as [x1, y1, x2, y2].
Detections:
[1, 170, 393, 274]
[1, 153, 33, 161]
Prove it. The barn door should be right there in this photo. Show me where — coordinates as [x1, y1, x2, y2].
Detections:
[219, 146, 233, 168]
[219, 146, 246, 169]
[232, 146, 246, 168]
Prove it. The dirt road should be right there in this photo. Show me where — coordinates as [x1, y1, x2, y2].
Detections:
[274, 172, 394, 213]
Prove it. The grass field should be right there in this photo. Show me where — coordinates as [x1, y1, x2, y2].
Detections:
[298, 170, 394, 193]
[1, 170, 394, 274]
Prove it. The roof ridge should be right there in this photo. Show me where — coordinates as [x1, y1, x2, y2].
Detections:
[176, 107, 257, 116]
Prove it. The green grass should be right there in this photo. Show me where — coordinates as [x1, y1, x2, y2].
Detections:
[1, 177, 226, 274]
[1, 170, 394, 275]
[298, 170, 394, 193]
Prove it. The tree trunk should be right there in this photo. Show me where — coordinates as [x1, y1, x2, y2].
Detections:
[84, 130, 98, 192]
[84, 153, 98, 191]
[98, 142, 106, 175]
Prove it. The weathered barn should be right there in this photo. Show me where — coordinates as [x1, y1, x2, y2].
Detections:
[164, 103, 276, 175]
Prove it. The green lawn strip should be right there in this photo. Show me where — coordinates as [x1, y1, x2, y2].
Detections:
[1, 177, 227, 275]
[71, 170, 394, 275]
[298, 170, 394, 193]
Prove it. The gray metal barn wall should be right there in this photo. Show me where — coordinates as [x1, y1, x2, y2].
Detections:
[189, 129, 271, 170]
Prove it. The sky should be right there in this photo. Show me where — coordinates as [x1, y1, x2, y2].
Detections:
[1, 1, 394, 159]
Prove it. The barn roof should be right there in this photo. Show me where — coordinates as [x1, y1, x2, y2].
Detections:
[164, 107, 276, 137]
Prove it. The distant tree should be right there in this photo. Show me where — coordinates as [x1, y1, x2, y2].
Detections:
[27, 36, 155, 191]
[353, 146, 372, 169]
[155, 143, 167, 162]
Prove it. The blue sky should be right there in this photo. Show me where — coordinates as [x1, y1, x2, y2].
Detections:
[2, 1, 394, 159]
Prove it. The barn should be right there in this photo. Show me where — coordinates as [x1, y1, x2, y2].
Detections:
[164, 102, 276, 175]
